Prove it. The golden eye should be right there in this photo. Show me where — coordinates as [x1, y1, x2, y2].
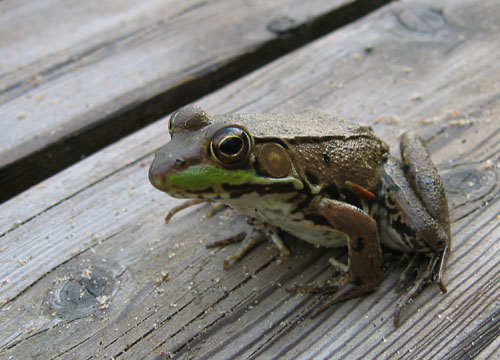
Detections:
[210, 127, 252, 165]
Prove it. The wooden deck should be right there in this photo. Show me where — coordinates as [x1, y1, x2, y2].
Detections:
[1, 0, 499, 359]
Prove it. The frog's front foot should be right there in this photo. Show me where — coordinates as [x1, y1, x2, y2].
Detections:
[207, 226, 266, 270]
[206, 219, 291, 269]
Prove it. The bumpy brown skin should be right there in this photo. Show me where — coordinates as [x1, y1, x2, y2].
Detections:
[401, 132, 451, 245]
[286, 134, 451, 326]
[305, 132, 451, 326]
[392, 132, 451, 325]
[284, 133, 389, 198]
[149, 105, 451, 327]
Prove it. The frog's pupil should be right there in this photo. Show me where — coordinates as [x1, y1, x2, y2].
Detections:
[220, 137, 243, 155]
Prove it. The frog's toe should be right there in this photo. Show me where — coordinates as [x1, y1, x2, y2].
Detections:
[394, 251, 448, 326]
[309, 282, 376, 318]
[309, 283, 356, 317]
[437, 279, 447, 294]
[205, 202, 228, 218]
[205, 232, 246, 248]
[328, 257, 348, 273]
[395, 253, 423, 293]
[220, 230, 266, 269]
[287, 282, 330, 294]
[164, 199, 208, 223]
[394, 274, 427, 327]
[288, 276, 375, 318]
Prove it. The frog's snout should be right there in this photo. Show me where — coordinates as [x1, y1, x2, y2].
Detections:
[148, 152, 171, 191]
[149, 142, 191, 188]
[148, 153, 164, 191]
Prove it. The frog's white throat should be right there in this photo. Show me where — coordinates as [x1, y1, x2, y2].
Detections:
[224, 192, 348, 248]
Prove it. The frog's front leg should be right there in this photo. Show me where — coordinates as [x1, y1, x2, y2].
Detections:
[291, 198, 383, 315]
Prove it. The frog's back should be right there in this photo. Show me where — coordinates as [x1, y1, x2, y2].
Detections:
[212, 110, 370, 139]
[211, 110, 389, 192]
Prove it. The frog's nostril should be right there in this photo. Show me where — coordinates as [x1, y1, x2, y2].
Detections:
[175, 158, 187, 166]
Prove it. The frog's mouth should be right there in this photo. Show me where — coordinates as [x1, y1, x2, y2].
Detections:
[150, 164, 304, 199]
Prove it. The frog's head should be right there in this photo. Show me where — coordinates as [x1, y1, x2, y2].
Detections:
[149, 105, 304, 200]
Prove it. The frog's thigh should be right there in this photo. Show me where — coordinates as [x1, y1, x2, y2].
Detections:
[314, 198, 382, 289]
[400, 131, 451, 240]
[382, 159, 448, 252]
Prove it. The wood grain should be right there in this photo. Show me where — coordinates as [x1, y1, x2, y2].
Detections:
[0, 0, 389, 201]
[1, 0, 499, 358]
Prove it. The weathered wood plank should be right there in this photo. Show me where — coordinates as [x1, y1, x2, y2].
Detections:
[1, 0, 499, 358]
[0, 0, 389, 201]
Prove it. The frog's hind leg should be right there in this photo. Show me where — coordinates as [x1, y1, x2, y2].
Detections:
[400, 132, 450, 236]
[289, 198, 383, 316]
[400, 131, 452, 286]
[379, 133, 451, 325]
[380, 157, 450, 267]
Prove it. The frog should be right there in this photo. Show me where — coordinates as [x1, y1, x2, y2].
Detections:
[148, 104, 451, 326]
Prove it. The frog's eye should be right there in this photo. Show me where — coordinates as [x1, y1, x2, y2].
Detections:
[210, 127, 252, 165]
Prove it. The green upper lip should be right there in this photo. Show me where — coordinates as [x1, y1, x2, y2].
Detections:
[150, 163, 304, 195]
[165, 165, 260, 192]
